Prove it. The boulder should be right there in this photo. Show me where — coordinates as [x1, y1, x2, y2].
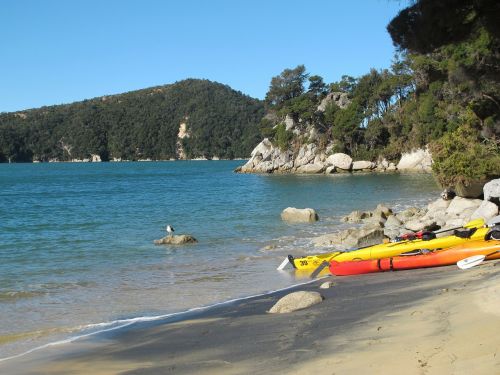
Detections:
[484, 179, 500, 203]
[281, 207, 319, 223]
[426, 198, 451, 215]
[344, 227, 386, 248]
[325, 166, 336, 174]
[445, 197, 483, 216]
[404, 219, 439, 232]
[385, 215, 403, 229]
[384, 227, 400, 240]
[352, 161, 374, 171]
[325, 153, 352, 170]
[319, 281, 336, 289]
[268, 291, 323, 313]
[396, 207, 426, 222]
[470, 201, 499, 222]
[154, 235, 198, 245]
[454, 180, 486, 199]
[396, 148, 432, 172]
[312, 229, 357, 247]
[296, 163, 325, 174]
[341, 210, 371, 223]
[362, 211, 386, 227]
[374, 204, 393, 218]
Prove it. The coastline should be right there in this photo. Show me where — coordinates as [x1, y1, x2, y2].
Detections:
[2, 262, 498, 374]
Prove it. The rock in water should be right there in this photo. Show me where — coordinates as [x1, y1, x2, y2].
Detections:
[154, 235, 198, 245]
[268, 291, 324, 313]
[281, 207, 319, 223]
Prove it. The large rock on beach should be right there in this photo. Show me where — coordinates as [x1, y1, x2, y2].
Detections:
[281, 207, 319, 223]
[396, 148, 432, 171]
[384, 215, 402, 229]
[404, 218, 438, 232]
[325, 153, 352, 170]
[154, 235, 198, 245]
[312, 229, 357, 247]
[344, 227, 386, 249]
[484, 178, 500, 203]
[268, 291, 323, 313]
[470, 201, 499, 222]
[445, 197, 482, 217]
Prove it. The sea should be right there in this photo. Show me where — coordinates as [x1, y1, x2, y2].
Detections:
[0, 161, 440, 360]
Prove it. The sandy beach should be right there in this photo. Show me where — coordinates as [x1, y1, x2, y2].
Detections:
[2, 259, 498, 375]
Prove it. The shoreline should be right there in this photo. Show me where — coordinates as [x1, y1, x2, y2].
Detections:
[1, 262, 498, 374]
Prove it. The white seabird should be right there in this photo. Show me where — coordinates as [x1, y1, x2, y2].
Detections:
[166, 225, 175, 237]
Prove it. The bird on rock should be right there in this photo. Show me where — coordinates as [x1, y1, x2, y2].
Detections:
[166, 225, 175, 237]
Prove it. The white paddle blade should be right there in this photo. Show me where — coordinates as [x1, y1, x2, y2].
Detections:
[277, 257, 290, 271]
[457, 255, 486, 270]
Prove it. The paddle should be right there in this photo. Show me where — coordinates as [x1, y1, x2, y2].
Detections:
[457, 250, 500, 270]
[309, 261, 330, 279]
[276, 257, 290, 271]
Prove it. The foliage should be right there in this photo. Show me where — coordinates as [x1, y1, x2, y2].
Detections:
[265, 65, 308, 109]
[0, 79, 265, 162]
[274, 123, 293, 151]
[430, 125, 500, 186]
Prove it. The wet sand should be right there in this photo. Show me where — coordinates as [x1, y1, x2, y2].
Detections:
[2, 261, 499, 375]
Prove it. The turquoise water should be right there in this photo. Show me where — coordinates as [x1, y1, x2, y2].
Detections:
[0, 161, 440, 359]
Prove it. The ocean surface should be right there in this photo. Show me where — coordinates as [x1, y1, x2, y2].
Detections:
[0, 161, 440, 360]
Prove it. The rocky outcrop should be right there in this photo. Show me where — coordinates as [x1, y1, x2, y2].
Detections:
[317, 92, 351, 112]
[397, 148, 432, 172]
[237, 139, 434, 175]
[154, 235, 198, 245]
[281, 207, 319, 223]
[268, 291, 323, 313]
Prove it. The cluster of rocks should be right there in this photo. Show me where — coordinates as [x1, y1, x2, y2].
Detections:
[236, 138, 432, 174]
[315, 180, 500, 249]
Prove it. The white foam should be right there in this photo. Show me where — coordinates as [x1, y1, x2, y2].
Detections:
[0, 276, 326, 364]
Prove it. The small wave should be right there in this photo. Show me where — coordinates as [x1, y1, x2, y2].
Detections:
[0, 276, 327, 363]
[0, 290, 46, 303]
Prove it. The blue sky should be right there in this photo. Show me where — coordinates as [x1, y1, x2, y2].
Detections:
[1, 0, 406, 112]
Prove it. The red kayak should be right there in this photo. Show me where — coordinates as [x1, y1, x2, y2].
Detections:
[329, 240, 500, 276]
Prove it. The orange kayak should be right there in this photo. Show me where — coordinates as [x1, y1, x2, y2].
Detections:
[329, 240, 500, 276]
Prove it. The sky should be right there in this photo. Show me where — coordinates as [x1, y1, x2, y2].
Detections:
[0, 0, 407, 113]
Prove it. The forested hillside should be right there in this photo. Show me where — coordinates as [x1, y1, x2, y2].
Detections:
[0, 79, 264, 162]
[259, 0, 499, 187]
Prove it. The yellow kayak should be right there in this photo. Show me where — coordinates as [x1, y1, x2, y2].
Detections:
[288, 219, 488, 270]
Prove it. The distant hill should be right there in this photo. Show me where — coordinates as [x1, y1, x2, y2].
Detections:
[0, 79, 265, 162]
